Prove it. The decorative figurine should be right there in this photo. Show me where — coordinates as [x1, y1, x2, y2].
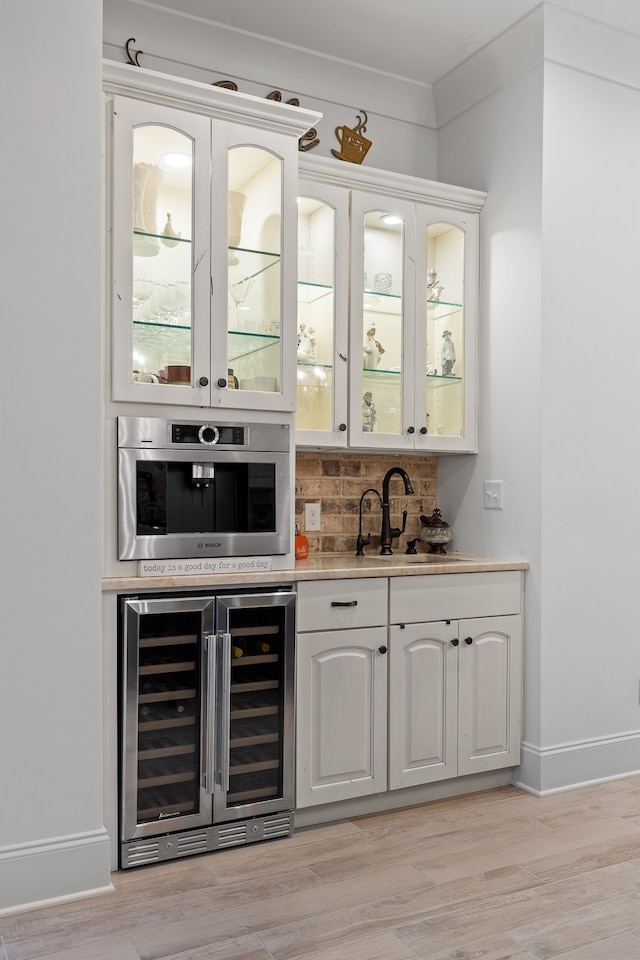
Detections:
[441, 329, 456, 376]
[362, 391, 377, 431]
[297, 323, 316, 361]
[427, 269, 444, 301]
[419, 507, 452, 554]
[363, 326, 385, 369]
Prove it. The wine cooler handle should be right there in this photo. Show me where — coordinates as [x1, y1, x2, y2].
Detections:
[217, 632, 232, 793]
[203, 634, 216, 794]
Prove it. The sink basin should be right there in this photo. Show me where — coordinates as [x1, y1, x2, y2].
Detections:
[361, 553, 475, 564]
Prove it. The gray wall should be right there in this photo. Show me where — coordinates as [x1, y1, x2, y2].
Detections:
[0, 0, 111, 911]
[437, 5, 640, 791]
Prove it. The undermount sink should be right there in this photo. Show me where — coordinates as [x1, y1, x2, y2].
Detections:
[360, 553, 475, 564]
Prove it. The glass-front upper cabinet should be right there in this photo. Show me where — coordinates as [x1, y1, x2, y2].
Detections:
[348, 190, 478, 453]
[111, 93, 306, 411]
[295, 180, 349, 446]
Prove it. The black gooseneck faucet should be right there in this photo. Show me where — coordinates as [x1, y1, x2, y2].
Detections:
[380, 467, 414, 555]
[355, 487, 383, 556]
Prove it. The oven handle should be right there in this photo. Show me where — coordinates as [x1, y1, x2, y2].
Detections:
[216, 632, 232, 793]
[203, 634, 216, 794]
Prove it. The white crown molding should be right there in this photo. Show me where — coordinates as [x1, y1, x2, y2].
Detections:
[103, 60, 322, 137]
[300, 154, 486, 213]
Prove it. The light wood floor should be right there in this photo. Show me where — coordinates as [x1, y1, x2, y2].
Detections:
[4, 776, 640, 960]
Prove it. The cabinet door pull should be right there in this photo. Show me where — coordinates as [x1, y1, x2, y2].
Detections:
[199, 376, 209, 387]
[407, 426, 415, 434]
[451, 638, 459, 646]
[464, 636, 473, 645]
[217, 377, 227, 388]
[420, 426, 428, 435]
[339, 423, 347, 432]
[378, 645, 387, 655]
[331, 600, 357, 607]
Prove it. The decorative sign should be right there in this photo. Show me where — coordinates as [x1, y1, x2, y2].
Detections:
[332, 110, 372, 164]
[138, 556, 274, 577]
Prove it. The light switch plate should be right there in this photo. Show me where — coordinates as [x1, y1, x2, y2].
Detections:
[484, 481, 503, 510]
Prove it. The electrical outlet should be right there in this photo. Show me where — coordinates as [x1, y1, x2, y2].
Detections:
[484, 481, 503, 510]
[305, 502, 321, 531]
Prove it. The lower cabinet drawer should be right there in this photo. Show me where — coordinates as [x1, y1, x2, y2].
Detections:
[297, 578, 388, 632]
[389, 571, 522, 623]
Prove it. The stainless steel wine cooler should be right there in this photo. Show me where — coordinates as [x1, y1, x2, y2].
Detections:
[119, 588, 295, 868]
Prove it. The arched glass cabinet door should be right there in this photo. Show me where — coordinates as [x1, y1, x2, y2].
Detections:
[295, 179, 349, 446]
[112, 98, 210, 405]
[418, 210, 474, 448]
[224, 145, 283, 399]
[349, 193, 416, 449]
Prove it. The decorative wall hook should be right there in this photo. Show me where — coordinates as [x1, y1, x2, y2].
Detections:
[125, 37, 143, 66]
[299, 128, 320, 152]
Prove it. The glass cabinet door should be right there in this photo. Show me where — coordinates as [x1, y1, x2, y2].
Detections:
[112, 98, 211, 405]
[296, 181, 349, 446]
[416, 206, 477, 451]
[226, 146, 282, 397]
[211, 128, 298, 412]
[349, 194, 416, 449]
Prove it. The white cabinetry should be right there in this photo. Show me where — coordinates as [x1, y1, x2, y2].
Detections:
[296, 157, 486, 452]
[295, 579, 389, 806]
[296, 571, 523, 810]
[388, 573, 522, 789]
[105, 62, 320, 412]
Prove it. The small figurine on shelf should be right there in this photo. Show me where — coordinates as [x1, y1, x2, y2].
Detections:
[297, 323, 317, 361]
[161, 212, 181, 248]
[362, 391, 378, 432]
[441, 329, 456, 376]
[427, 269, 444, 302]
[363, 326, 385, 369]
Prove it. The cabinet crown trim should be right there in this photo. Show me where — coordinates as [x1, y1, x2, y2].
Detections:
[300, 155, 486, 213]
[103, 60, 322, 137]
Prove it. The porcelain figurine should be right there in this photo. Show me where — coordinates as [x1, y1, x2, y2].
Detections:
[441, 329, 456, 376]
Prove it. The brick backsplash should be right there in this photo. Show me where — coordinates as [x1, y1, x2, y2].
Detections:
[295, 451, 438, 554]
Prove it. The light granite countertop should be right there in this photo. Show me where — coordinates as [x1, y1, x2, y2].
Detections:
[101, 552, 528, 591]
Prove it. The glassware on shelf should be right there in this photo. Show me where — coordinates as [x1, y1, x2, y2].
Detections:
[229, 276, 256, 331]
[133, 276, 154, 321]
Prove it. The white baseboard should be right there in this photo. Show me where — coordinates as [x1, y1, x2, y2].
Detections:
[0, 828, 113, 915]
[513, 730, 640, 795]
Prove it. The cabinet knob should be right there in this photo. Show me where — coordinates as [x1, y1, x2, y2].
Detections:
[378, 645, 387, 655]
[339, 423, 347, 432]
[199, 376, 209, 387]
[451, 638, 459, 646]
[420, 426, 427, 435]
[217, 377, 227, 388]
[407, 426, 415, 435]
[464, 636, 473, 645]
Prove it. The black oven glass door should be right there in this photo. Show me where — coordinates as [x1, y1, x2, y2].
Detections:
[136, 461, 277, 536]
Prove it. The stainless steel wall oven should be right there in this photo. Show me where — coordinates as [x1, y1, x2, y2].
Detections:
[117, 417, 291, 560]
[119, 587, 295, 868]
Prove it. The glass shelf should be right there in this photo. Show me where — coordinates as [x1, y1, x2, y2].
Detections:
[362, 366, 461, 387]
[228, 330, 279, 362]
[297, 281, 334, 304]
[229, 246, 280, 284]
[363, 291, 402, 316]
[427, 299, 462, 318]
[134, 229, 192, 246]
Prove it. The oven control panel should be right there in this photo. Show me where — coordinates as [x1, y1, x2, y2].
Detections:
[172, 423, 245, 445]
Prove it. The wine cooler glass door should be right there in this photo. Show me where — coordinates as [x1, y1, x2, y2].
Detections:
[121, 597, 215, 842]
[213, 591, 295, 822]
